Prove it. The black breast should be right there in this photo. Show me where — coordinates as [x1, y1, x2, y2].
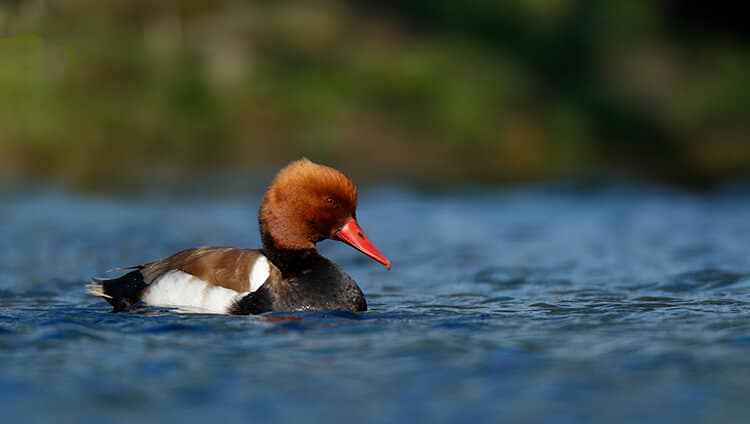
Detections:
[229, 249, 367, 315]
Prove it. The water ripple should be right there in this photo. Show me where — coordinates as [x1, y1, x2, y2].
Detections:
[2, 189, 750, 422]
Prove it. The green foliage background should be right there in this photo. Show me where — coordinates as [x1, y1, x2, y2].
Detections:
[1, 0, 748, 187]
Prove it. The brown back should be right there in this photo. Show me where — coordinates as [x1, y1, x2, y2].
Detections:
[141, 247, 268, 292]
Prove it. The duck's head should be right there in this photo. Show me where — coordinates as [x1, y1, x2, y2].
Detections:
[259, 158, 390, 269]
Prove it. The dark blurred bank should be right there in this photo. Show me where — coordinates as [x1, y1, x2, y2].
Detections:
[0, 0, 748, 189]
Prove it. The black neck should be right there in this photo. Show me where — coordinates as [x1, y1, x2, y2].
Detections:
[262, 247, 326, 274]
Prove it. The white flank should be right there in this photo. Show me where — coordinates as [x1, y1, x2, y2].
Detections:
[249, 255, 271, 292]
[142, 270, 246, 314]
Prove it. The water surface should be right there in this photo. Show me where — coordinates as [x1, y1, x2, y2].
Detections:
[1, 185, 750, 423]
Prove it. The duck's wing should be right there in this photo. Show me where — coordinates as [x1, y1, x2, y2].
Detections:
[89, 247, 277, 314]
[141, 247, 272, 292]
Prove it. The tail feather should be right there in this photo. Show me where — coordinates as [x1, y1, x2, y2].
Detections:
[86, 281, 112, 299]
[88, 269, 148, 312]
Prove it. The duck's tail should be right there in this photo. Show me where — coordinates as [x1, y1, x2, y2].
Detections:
[87, 268, 148, 312]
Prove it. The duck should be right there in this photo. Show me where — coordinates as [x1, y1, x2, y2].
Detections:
[87, 158, 390, 315]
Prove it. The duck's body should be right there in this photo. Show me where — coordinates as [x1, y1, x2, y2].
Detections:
[88, 159, 388, 315]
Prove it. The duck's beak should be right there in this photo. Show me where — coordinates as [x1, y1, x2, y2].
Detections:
[336, 219, 391, 270]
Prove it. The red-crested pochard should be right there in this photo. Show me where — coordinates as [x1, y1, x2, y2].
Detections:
[87, 159, 390, 314]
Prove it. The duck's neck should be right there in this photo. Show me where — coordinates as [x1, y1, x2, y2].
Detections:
[260, 224, 326, 274]
[262, 246, 326, 275]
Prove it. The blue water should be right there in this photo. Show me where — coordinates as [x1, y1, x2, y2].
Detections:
[1, 185, 750, 423]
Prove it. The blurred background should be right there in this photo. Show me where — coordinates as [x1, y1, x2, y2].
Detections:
[0, 0, 748, 189]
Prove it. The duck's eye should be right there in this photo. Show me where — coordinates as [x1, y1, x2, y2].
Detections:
[325, 196, 336, 206]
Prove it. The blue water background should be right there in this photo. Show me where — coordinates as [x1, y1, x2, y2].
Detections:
[1, 184, 750, 423]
